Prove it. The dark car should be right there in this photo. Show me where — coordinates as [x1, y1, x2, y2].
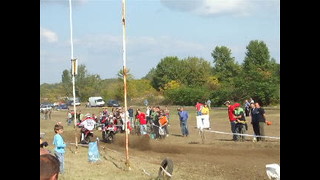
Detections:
[107, 100, 120, 107]
[56, 103, 69, 110]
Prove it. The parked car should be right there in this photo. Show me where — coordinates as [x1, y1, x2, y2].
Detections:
[106, 100, 120, 107]
[56, 103, 69, 110]
[87, 97, 105, 107]
[40, 104, 52, 112]
[70, 100, 81, 106]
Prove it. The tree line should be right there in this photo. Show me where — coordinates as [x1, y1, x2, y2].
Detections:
[40, 40, 280, 107]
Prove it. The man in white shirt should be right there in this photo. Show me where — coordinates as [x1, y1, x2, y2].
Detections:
[79, 113, 96, 131]
[79, 113, 96, 143]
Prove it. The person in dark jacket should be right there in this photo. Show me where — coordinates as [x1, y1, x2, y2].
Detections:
[251, 102, 267, 141]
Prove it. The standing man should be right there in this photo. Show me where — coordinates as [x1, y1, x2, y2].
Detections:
[206, 99, 212, 109]
[178, 107, 189, 137]
[224, 101, 237, 141]
[251, 102, 267, 141]
[144, 99, 149, 107]
[128, 106, 134, 128]
[195, 101, 204, 116]
[244, 99, 250, 117]
[201, 104, 211, 129]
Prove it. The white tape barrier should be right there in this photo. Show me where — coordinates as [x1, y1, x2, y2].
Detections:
[203, 129, 280, 140]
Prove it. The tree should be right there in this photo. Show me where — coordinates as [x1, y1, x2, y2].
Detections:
[117, 68, 134, 80]
[142, 67, 156, 81]
[243, 40, 271, 71]
[211, 46, 240, 82]
[61, 64, 102, 102]
[180, 57, 213, 87]
[164, 87, 210, 106]
[240, 40, 280, 105]
[61, 69, 72, 97]
[152, 56, 182, 90]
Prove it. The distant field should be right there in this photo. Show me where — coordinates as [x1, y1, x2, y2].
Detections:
[40, 105, 280, 180]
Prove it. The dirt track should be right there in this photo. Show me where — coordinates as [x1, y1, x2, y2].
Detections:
[41, 107, 280, 180]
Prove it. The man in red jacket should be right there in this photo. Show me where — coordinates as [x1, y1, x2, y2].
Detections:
[224, 101, 237, 141]
[136, 109, 147, 135]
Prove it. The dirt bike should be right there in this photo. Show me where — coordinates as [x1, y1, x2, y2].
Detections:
[101, 123, 118, 143]
[77, 123, 94, 144]
[79, 128, 94, 144]
[152, 123, 167, 139]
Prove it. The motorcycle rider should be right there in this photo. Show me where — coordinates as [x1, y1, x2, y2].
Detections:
[78, 113, 96, 143]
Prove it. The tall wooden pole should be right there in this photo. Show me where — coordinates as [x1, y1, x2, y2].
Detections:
[122, 0, 130, 169]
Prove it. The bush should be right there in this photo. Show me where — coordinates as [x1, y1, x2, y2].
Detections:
[164, 87, 210, 106]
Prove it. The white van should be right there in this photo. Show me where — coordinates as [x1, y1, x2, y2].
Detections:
[88, 97, 105, 107]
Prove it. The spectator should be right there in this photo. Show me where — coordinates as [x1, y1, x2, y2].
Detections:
[67, 110, 73, 126]
[201, 104, 211, 129]
[144, 99, 149, 106]
[136, 109, 147, 135]
[48, 109, 52, 120]
[178, 107, 189, 137]
[244, 99, 250, 117]
[206, 99, 212, 109]
[151, 107, 161, 138]
[234, 103, 247, 141]
[195, 101, 204, 116]
[250, 103, 257, 142]
[53, 124, 66, 174]
[250, 97, 254, 104]
[251, 102, 267, 141]
[40, 154, 60, 180]
[128, 106, 134, 128]
[159, 110, 169, 137]
[224, 101, 237, 141]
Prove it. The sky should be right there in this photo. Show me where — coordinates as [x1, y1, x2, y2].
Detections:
[40, 0, 280, 84]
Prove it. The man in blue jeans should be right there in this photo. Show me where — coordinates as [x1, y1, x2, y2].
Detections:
[178, 107, 189, 137]
[224, 101, 237, 141]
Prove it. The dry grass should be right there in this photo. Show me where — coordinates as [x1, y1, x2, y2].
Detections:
[40, 105, 280, 180]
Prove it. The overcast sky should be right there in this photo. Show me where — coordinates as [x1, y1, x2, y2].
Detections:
[40, 0, 280, 84]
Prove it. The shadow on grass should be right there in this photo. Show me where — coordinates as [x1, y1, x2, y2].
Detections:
[170, 134, 184, 137]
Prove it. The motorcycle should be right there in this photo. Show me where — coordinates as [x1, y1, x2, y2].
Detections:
[78, 125, 94, 144]
[101, 123, 118, 143]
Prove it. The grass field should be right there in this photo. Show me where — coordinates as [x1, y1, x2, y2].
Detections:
[40, 105, 280, 180]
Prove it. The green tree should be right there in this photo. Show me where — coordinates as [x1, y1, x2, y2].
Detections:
[243, 40, 271, 71]
[180, 57, 213, 87]
[61, 64, 103, 102]
[61, 69, 72, 97]
[117, 68, 134, 80]
[164, 87, 210, 106]
[142, 67, 156, 81]
[152, 56, 182, 90]
[239, 40, 280, 105]
[211, 46, 240, 82]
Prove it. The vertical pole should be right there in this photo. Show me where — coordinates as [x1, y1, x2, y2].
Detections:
[122, 0, 130, 169]
[69, 0, 78, 150]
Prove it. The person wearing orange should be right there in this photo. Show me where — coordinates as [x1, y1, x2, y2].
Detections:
[159, 111, 169, 137]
